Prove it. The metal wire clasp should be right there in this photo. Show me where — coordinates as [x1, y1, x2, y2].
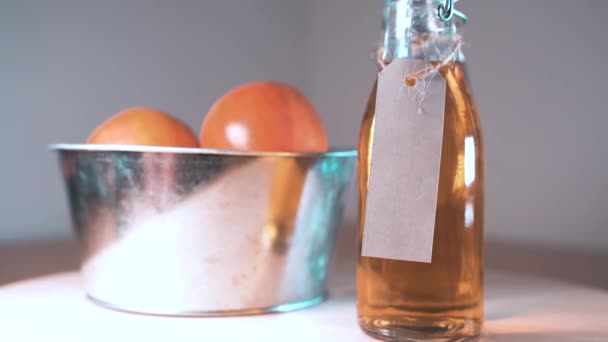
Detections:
[438, 0, 468, 23]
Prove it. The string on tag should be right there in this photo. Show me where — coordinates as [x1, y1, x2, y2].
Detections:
[403, 38, 462, 86]
[376, 38, 462, 85]
[376, 36, 462, 113]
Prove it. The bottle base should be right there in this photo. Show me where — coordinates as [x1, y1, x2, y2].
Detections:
[359, 315, 481, 342]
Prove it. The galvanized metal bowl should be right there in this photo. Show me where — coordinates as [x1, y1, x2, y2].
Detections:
[52, 144, 356, 316]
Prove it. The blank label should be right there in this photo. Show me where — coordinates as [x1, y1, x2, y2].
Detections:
[362, 58, 446, 263]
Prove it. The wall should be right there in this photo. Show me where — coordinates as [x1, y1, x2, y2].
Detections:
[1, 1, 607, 253]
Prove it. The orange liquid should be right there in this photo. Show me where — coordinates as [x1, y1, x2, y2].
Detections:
[357, 62, 484, 341]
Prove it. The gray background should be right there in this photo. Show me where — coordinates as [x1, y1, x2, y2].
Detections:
[1, 0, 606, 254]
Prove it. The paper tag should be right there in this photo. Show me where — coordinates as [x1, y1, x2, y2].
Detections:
[361, 58, 446, 263]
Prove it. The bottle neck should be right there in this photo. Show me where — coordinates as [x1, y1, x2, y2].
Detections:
[381, 0, 464, 63]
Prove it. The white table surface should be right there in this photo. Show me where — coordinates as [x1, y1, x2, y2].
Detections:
[1, 256, 607, 342]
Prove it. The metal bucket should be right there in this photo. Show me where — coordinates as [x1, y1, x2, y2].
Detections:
[52, 144, 356, 316]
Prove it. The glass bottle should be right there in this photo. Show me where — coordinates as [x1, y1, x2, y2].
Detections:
[357, 0, 484, 341]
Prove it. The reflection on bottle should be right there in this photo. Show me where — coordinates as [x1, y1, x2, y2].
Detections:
[464, 136, 476, 187]
[465, 200, 474, 228]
